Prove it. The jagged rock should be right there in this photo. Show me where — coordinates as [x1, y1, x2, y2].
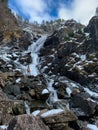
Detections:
[19, 53, 32, 65]
[41, 109, 77, 130]
[53, 100, 69, 109]
[0, 100, 25, 115]
[30, 100, 49, 112]
[87, 16, 98, 46]
[4, 84, 21, 97]
[23, 76, 47, 100]
[44, 35, 59, 47]
[7, 114, 50, 130]
[0, 88, 8, 101]
[29, 89, 36, 97]
[70, 92, 97, 116]
[0, 99, 25, 125]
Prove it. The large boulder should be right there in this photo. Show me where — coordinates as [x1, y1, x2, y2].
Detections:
[8, 114, 50, 130]
[41, 109, 77, 130]
[70, 92, 97, 116]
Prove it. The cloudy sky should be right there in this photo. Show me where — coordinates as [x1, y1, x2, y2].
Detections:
[8, 0, 98, 25]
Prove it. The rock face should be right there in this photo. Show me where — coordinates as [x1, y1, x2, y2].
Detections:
[70, 92, 97, 116]
[86, 16, 98, 49]
[41, 110, 77, 130]
[8, 114, 50, 130]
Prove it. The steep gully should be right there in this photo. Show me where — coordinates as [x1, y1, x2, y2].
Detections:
[21, 35, 59, 110]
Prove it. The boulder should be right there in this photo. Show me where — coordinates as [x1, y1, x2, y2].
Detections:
[7, 114, 50, 130]
[70, 92, 97, 116]
[41, 109, 77, 130]
[4, 84, 21, 97]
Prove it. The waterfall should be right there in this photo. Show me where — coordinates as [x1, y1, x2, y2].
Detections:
[44, 74, 58, 106]
[26, 35, 47, 76]
[17, 35, 47, 76]
[21, 35, 59, 106]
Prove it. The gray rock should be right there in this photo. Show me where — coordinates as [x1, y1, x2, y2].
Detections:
[8, 114, 50, 130]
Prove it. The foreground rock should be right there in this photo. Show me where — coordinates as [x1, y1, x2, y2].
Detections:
[8, 114, 50, 130]
[41, 109, 77, 130]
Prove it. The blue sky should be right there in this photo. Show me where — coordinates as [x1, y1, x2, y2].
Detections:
[8, 0, 98, 25]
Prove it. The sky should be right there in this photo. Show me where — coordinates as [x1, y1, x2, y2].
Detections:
[8, 0, 98, 25]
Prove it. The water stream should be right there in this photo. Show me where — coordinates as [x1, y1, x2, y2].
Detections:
[23, 35, 59, 109]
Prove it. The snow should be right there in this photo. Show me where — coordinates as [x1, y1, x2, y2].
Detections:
[79, 54, 86, 61]
[0, 125, 8, 130]
[42, 89, 49, 94]
[66, 87, 72, 96]
[32, 110, 40, 116]
[87, 124, 98, 130]
[70, 82, 78, 88]
[16, 78, 21, 83]
[24, 101, 30, 114]
[0, 53, 10, 61]
[41, 109, 64, 118]
[84, 88, 98, 97]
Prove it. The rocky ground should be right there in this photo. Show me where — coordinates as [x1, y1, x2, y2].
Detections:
[0, 1, 98, 130]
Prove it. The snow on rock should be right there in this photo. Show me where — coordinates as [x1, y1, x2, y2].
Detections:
[0, 125, 8, 130]
[41, 109, 64, 118]
[79, 54, 86, 61]
[87, 124, 98, 130]
[32, 110, 40, 116]
[66, 87, 72, 96]
[16, 78, 21, 83]
[42, 89, 49, 94]
[84, 88, 98, 97]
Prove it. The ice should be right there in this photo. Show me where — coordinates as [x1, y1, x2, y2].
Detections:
[32, 110, 40, 116]
[66, 87, 72, 96]
[79, 54, 86, 61]
[84, 88, 98, 97]
[46, 78, 58, 105]
[87, 124, 98, 130]
[42, 89, 49, 94]
[41, 109, 64, 118]
[43, 75, 58, 106]
[27, 35, 47, 76]
[24, 101, 30, 114]
[0, 125, 8, 130]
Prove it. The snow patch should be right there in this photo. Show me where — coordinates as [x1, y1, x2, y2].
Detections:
[32, 110, 40, 116]
[16, 78, 21, 83]
[0, 125, 8, 130]
[66, 87, 72, 96]
[84, 88, 98, 97]
[41, 109, 64, 118]
[42, 89, 49, 94]
[87, 124, 98, 130]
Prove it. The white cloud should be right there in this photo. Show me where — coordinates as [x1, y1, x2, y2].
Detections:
[58, 0, 98, 25]
[11, 0, 52, 23]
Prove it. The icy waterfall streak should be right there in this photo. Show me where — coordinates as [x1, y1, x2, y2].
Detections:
[26, 35, 47, 76]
